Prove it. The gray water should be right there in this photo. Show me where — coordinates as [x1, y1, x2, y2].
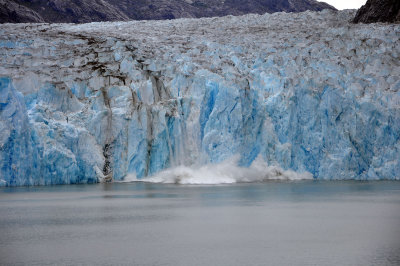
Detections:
[1, 181, 400, 266]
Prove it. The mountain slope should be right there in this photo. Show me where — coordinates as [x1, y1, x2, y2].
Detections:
[1, 0, 335, 23]
[0, 0, 44, 23]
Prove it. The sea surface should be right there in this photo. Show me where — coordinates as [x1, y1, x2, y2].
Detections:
[1, 181, 400, 266]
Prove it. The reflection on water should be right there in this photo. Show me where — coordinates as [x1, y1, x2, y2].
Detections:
[0, 181, 400, 266]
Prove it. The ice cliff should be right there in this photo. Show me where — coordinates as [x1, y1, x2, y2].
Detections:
[0, 9, 399, 186]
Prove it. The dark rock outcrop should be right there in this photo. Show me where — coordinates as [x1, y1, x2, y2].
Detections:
[353, 0, 400, 23]
[1, 0, 335, 24]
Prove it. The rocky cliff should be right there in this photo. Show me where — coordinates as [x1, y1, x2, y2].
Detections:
[353, 0, 400, 23]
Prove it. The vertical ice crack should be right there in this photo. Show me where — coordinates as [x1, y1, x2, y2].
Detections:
[101, 87, 113, 182]
[145, 106, 154, 177]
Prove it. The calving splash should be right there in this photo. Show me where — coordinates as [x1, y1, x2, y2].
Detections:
[128, 156, 313, 185]
[0, 10, 399, 186]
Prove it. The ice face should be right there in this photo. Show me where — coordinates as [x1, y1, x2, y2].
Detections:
[0, 9, 399, 186]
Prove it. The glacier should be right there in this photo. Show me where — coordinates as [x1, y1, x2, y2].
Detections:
[0, 9, 399, 186]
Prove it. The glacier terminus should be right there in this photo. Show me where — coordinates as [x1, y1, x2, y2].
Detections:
[0, 9, 399, 186]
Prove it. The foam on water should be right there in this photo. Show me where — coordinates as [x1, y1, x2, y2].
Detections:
[117, 173, 138, 183]
[124, 156, 313, 185]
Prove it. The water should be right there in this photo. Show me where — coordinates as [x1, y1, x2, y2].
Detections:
[1, 181, 400, 266]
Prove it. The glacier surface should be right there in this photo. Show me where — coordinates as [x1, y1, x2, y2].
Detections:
[0, 9, 399, 186]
